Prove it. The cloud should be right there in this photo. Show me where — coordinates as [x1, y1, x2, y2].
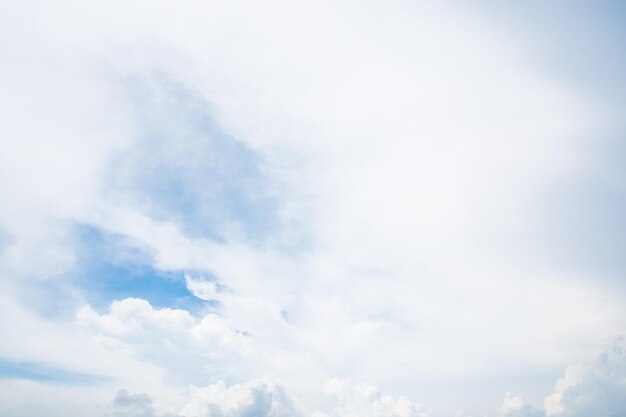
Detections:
[0, 0, 625, 416]
[0, 379, 111, 417]
[318, 378, 429, 417]
[544, 337, 626, 417]
[496, 393, 543, 417]
[77, 298, 257, 384]
[110, 389, 181, 417]
[114, 389, 153, 408]
[185, 275, 219, 302]
[180, 377, 302, 417]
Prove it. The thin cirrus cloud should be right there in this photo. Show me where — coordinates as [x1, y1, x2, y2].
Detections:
[0, 1, 625, 417]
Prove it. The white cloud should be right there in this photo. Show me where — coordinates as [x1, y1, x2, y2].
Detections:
[496, 393, 542, 417]
[185, 275, 219, 302]
[544, 337, 626, 417]
[0, 379, 110, 417]
[109, 389, 181, 417]
[77, 298, 257, 383]
[0, 0, 625, 416]
[180, 377, 302, 417]
[318, 378, 429, 417]
[0, 0, 137, 280]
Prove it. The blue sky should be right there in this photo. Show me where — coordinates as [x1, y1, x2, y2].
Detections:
[109, 74, 285, 244]
[70, 224, 212, 313]
[0, 359, 110, 385]
[0, 1, 625, 417]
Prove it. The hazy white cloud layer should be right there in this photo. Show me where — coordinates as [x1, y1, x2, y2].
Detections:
[1, 0, 625, 416]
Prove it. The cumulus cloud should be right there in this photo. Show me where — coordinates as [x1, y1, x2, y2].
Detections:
[496, 393, 543, 417]
[317, 378, 429, 417]
[180, 377, 302, 417]
[185, 275, 219, 302]
[485, 337, 626, 417]
[110, 377, 431, 417]
[77, 298, 256, 383]
[544, 337, 626, 417]
[110, 389, 181, 417]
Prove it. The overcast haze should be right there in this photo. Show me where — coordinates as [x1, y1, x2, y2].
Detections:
[0, 1, 625, 417]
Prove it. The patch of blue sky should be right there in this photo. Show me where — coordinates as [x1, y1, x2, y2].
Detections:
[25, 224, 215, 319]
[106, 73, 291, 247]
[0, 358, 110, 385]
[69, 224, 214, 313]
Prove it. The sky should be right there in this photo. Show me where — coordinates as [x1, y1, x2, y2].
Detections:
[0, 1, 625, 416]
